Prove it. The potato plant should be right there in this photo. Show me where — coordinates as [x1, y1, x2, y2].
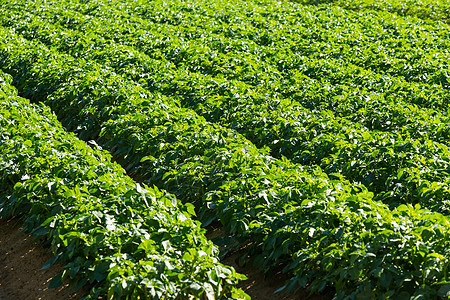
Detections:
[0, 0, 450, 298]
[0, 71, 246, 299]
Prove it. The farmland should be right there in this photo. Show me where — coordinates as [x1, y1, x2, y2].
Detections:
[0, 0, 450, 298]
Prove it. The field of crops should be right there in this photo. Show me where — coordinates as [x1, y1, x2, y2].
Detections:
[1, 0, 450, 298]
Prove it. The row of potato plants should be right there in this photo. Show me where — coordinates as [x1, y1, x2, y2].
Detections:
[3, 3, 450, 212]
[6, 0, 450, 122]
[4, 0, 448, 140]
[296, 0, 450, 24]
[28, 0, 446, 82]
[0, 70, 246, 299]
[126, 0, 450, 89]
[3, 0, 450, 155]
[1, 25, 450, 298]
[2, 0, 449, 116]
[3, 0, 447, 132]
[51, 0, 450, 109]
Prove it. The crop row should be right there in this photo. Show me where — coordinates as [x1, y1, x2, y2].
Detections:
[3, 0, 449, 146]
[1, 23, 450, 297]
[0, 70, 245, 299]
[2, 0, 450, 119]
[30, 0, 449, 85]
[4, 0, 450, 121]
[297, 0, 450, 24]
[3, 2, 450, 211]
[122, 0, 450, 91]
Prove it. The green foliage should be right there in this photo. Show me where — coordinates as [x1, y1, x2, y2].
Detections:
[0, 0, 450, 298]
[0, 71, 246, 299]
[2, 0, 450, 211]
[298, 0, 450, 24]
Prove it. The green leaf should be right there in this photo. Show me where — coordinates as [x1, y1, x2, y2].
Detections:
[138, 239, 155, 254]
[48, 272, 64, 289]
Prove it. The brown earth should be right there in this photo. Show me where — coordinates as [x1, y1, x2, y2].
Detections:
[0, 218, 90, 300]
